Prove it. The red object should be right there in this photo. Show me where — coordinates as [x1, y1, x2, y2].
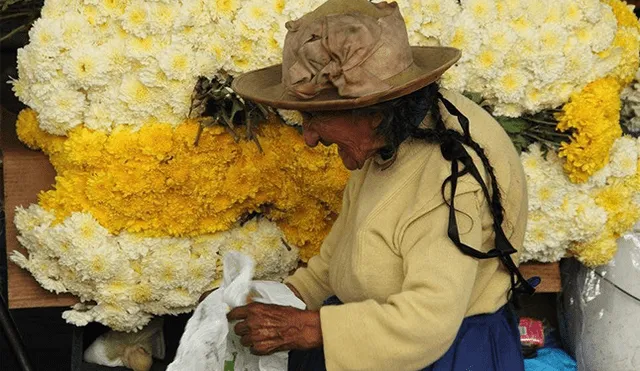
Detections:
[519, 317, 545, 348]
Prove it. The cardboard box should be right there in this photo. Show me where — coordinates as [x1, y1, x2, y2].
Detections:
[1, 107, 77, 308]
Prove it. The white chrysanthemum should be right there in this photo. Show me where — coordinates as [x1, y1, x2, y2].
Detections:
[522, 212, 569, 262]
[139, 60, 170, 88]
[442, 12, 482, 62]
[418, 0, 459, 41]
[95, 0, 127, 20]
[28, 17, 65, 57]
[608, 136, 639, 179]
[143, 239, 191, 290]
[59, 12, 95, 46]
[538, 23, 568, 55]
[16, 47, 60, 83]
[121, 1, 151, 38]
[529, 52, 567, 89]
[482, 22, 517, 54]
[157, 42, 196, 81]
[222, 219, 299, 281]
[14, 208, 299, 330]
[580, 16, 617, 53]
[568, 195, 608, 242]
[101, 39, 131, 75]
[41, 0, 82, 18]
[166, 79, 194, 120]
[510, 14, 534, 36]
[37, 87, 87, 135]
[398, 1, 425, 35]
[161, 288, 198, 308]
[147, 2, 179, 34]
[472, 47, 505, 80]
[210, 0, 241, 19]
[577, 0, 605, 23]
[493, 68, 529, 104]
[125, 34, 168, 62]
[119, 74, 161, 115]
[564, 1, 585, 26]
[461, 0, 496, 26]
[237, 0, 279, 34]
[62, 46, 110, 89]
[527, 174, 568, 213]
[14, 205, 55, 233]
[197, 17, 238, 71]
[9, 78, 30, 106]
[84, 100, 116, 132]
[510, 29, 540, 64]
[62, 212, 110, 248]
[564, 41, 597, 85]
[440, 64, 469, 93]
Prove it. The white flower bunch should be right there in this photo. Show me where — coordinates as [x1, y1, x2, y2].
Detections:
[11, 0, 323, 135]
[520, 136, 640, 263]
[11, 206, 299, 331]
[433, 0, 622, 117]
[13, 0, 626, 135]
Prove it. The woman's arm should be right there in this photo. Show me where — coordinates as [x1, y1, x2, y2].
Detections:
[319, 190, 485, 371]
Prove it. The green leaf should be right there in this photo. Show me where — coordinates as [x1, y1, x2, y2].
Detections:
[464, 92, 484, 105]
[495, 117, 529, 134]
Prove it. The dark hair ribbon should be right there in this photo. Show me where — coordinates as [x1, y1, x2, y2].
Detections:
[437, 96, 540, 300]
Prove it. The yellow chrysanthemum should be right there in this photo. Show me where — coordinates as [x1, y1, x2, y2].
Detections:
[569, 231, 618, 267]
[556, 77, 623, 183]
[17, 109, 348, 261]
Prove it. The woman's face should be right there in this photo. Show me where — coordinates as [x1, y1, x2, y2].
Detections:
[301, 111, 386, 170]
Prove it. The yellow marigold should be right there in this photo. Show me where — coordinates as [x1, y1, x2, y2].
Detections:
[569, 231, 618, 267]
[602, 0, 640, 30]
[19, 109, 349, 261]
[556, 77, 623, 183]
[600, 0, 640, 85]
[16, 109, 65, 155]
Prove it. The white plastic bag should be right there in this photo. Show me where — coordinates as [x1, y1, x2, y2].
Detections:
[168, 251, 305, 371]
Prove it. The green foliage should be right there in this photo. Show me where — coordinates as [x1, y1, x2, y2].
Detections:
[0, 0, 41, 45]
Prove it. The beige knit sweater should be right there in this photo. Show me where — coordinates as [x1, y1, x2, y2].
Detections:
[286, 89, 528, 371]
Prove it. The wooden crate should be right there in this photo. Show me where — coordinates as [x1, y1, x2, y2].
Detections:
[1, 107, 78, 308]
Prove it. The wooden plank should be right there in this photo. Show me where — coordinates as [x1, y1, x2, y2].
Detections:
[1, 107, 78, 308]
[520, 261, 562, 293]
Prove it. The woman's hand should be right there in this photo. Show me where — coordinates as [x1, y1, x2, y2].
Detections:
[227, 303, 322, 355]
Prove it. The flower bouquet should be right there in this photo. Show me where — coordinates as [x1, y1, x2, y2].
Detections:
[8, 0, 640, 331]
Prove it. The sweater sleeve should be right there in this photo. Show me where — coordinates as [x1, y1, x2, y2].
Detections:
[285, 182, 352, 310]
[320, 190, 485, 371]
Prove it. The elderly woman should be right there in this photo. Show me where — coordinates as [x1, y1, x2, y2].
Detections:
[227, 1, 535, 370]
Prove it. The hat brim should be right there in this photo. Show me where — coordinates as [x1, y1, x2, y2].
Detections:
[231, 46, 461, 111]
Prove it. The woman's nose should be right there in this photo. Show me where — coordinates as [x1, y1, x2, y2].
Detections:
[303, 128, 320, 147]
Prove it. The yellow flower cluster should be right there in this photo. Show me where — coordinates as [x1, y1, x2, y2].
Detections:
[601, 0, 640, 85]
[17, 109, 349, 261]
[570, 178, 640, 266]
[556, 77, 623, 183]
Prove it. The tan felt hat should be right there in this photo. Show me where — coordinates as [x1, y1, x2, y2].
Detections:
[232, 0, 461, 111]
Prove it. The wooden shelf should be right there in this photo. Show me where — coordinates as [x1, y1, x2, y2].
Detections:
[519, 261, 562, 293]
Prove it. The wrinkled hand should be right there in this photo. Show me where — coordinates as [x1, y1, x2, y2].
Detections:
[227, 303, 322, 355]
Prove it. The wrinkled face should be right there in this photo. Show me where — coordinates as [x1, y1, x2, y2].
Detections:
[301, 110, 386, 170]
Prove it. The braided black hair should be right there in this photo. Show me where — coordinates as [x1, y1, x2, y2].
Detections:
[353, 84, 504, 223]
[352, 85, 536, 298]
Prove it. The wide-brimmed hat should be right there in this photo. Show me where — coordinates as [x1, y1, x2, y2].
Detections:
[231, 0, 461, 112]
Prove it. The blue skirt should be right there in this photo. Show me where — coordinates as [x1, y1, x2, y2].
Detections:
[289, 297, 524, 371]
